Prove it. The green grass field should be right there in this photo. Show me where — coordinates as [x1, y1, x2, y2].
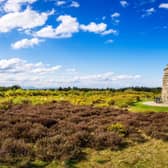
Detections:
[76, 140, 168, 168]
[130, 102, 168, 113]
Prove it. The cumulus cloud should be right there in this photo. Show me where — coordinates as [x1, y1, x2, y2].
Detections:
[58, 72, 141, 88]
[120, 1, 128, 7]
[134, 0, 156, 7]
[56, 0, 80, 8]
[66, 68, 77, 73]
[101, 29, 118, 35]
[73, 72, 141, 82]
[159, 3, 168, 9]
[3, 0, 37, 12]
[111, 12, 120, 18]
[0, 0, 5, 3]
[36, 14, 116, 39]
[0, 58, 64, 87]
[11, 38, 43, 49]
[146, 7, 155, 13]
[0, 0, 118, 49]
[80, 22, 107, 33]
[70, 73, 141, 88]
[0, 7, 54, 33]
[102, 16, 106, 20]
[35, 15, 79, 38]
[56, 0, 66, 6]
[105, 39, 114, 44]
[0, 58, 142, 88]
[142, 8, 155, 17]
[80, 22, 117, 35]
[70, 1, 80, 8]
[35, 15, 116, 38]
[0, 58, 62, 74]
[0, 0, 116, 46]
[111, 12, 120, 25]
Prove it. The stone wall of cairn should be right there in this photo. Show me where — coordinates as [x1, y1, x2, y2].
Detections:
[162, 65, 168, 104]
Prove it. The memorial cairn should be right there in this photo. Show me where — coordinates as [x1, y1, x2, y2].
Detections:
[162, 65, 168, 104]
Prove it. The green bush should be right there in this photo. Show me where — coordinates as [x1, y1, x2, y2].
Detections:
[107, 123, 127, 136]
[108, 99, 115, 106]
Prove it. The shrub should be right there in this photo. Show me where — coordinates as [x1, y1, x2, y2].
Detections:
[108, 99, 115, 106]
[0, 100, 167, 167]
[107, 123, 127, 136]
[0, 138, 33, 159]
[93, 131, 125, 150]
[28, 123, 48, 142]
[35, 135, 82, 161]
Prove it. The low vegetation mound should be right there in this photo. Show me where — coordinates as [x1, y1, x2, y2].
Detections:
[0, 101, 168, 166]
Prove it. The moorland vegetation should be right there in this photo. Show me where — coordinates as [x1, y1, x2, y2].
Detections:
[1, 86, 168, 168]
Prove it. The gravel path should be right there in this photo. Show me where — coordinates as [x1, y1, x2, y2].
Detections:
[143, 101, 168, 107]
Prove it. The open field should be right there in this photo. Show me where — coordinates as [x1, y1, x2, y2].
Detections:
[1, 88, 168, 167]
[0, 87, 161, 109]
[129, 102, 168, 113]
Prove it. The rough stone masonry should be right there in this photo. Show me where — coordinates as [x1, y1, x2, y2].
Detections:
[162, 65, 168, 104]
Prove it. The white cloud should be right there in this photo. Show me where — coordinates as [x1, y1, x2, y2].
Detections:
[56, 0, 66, 6]
[102, 16, 106, 20]
[74, 72, 115, 81]
[70, 1, 80, 8]
[44, 72, 141, 88]
[80, 22, 107, 33]
[0, 58, 63, 87]
[0, 58, 142, 88]
[159, 3, 168, 9]
[62, 72, 141, 83]
[111, 12, 120, 18]
[0, 0, 5, 3]
[146, 7, 155, 13]
[3, 0, 37, 12]
[0, 1, 116, 46]
[111, 12, 120, 25]
[105, 39, 114, 44]
[0, 58, 62, 74]
[142, 8, 155, 17]
[80, 22, 117, 35]
[66, 68, 77, 72]
[32, 66, 62, 73]
[56, 1, 80, 8]
[0, 7, 54, 33]
[115, 75, 141, 80]
[11, 38, 43, 49]
[36, 15, 79, 38]
[101, 29, 118, 35]
[120, 1, 128, 7]
[36, 16, 117, 38]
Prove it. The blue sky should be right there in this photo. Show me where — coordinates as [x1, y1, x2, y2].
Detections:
[0, 0, 167, 88]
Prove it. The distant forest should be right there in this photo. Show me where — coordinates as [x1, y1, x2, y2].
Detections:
[0, 85, 161, 93]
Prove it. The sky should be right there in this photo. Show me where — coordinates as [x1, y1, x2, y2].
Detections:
[0, 0, 168, 88]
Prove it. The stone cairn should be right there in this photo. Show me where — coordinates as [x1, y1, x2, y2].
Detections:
[162, 65, 168, 104]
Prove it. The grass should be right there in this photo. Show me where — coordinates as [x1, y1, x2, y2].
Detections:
[75, 139, 168, 168]
[2, 140, 168, 168]
[24, 140, 168, 168]
[30, 160, 48, 167]
[129, 102, 168, 113]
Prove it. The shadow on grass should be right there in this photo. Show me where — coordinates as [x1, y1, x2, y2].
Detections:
[64, 152, 88, 168]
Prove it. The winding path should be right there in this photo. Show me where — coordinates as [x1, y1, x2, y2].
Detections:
[143, 101, 168, 107]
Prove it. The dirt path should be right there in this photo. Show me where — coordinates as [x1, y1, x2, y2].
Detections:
[143, 101, 168, 107]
